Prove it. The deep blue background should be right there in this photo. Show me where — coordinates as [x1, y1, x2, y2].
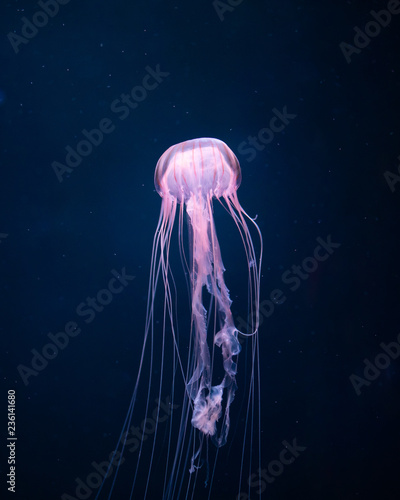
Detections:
[1, 1, 399, 499]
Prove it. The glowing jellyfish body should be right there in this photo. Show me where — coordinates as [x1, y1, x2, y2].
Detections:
[156, 138, 252, 448]
[100, 138, 262, 500]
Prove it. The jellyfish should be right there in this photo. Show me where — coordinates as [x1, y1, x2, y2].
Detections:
[99, 138, 262, 500]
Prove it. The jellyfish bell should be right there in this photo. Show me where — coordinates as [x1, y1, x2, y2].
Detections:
[154, 137, 242, 201]
[98, 138, 262, 500]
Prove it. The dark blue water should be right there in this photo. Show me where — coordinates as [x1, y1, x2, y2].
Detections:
[1, 1, 399, 499]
